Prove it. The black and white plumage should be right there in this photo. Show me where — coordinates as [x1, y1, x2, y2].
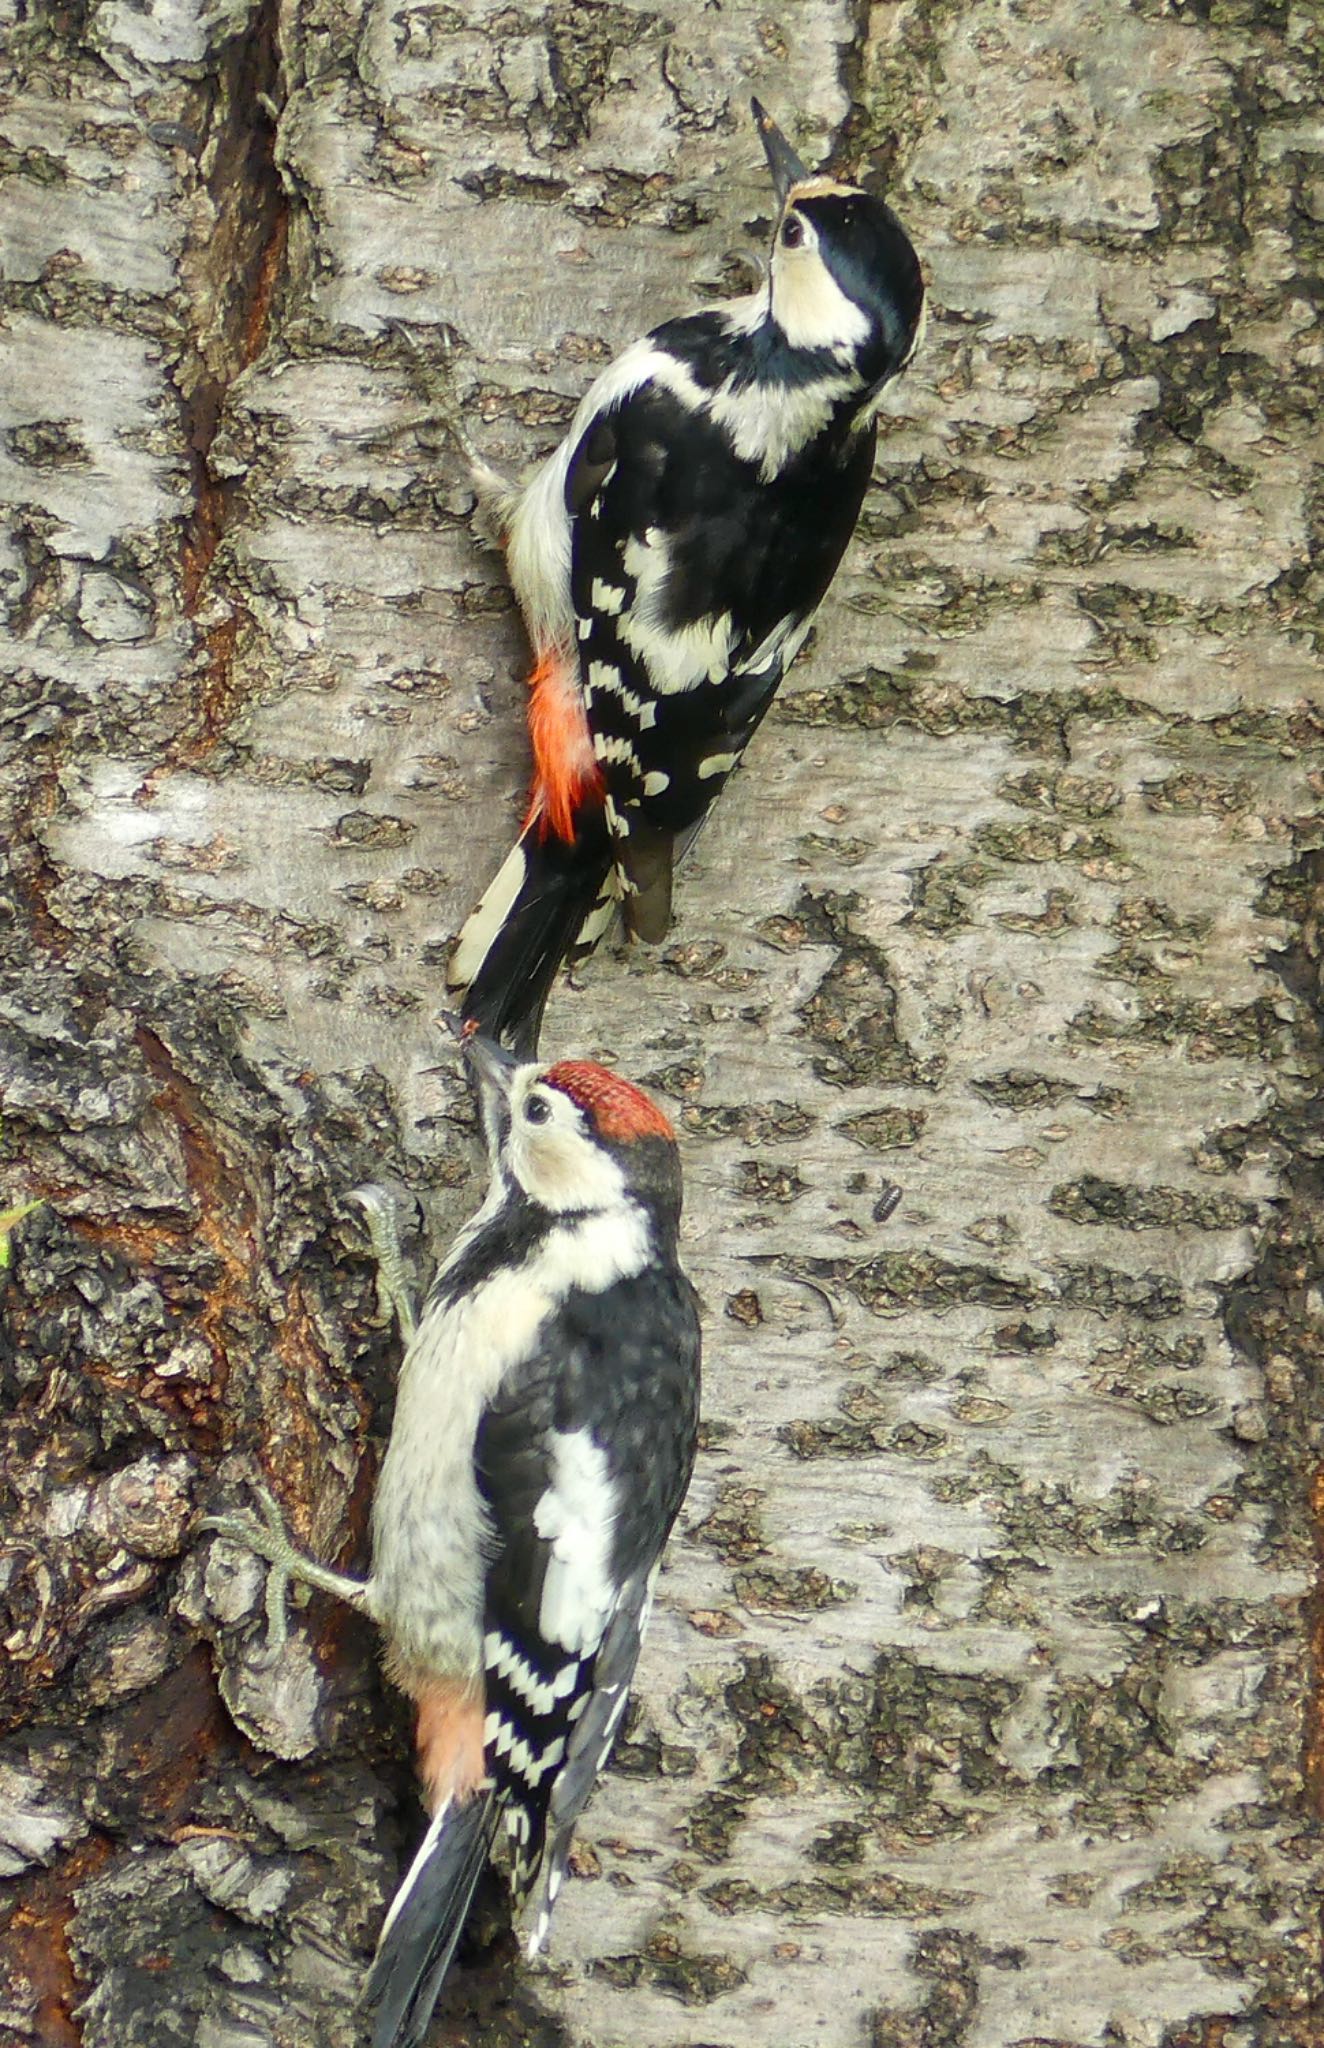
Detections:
[449, 99, 926, 1053]
[203, 1037, 700, 2048]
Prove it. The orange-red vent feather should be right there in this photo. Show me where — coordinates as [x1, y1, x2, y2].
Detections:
[525, 648, 604, 842]
[414, 1675, 487, 1815]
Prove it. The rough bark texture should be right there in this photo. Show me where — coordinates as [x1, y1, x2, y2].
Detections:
[1, 1, 1321, 2045]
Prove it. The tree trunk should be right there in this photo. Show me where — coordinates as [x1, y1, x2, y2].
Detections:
[1, 0, 1320, 2044]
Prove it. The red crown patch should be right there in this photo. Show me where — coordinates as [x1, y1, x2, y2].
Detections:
[543, 1061, 675, 1144]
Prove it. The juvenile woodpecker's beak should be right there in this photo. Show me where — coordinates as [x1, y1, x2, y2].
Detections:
[751, 98, 809, 210]
[462, 1030, 519, 1099]
[462, 1030, 520, 1165]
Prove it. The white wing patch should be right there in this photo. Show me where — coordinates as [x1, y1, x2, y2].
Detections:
[620, 609, 736, 695]
[533, 1429, 620, 1655]
[614, 527, 735, 694]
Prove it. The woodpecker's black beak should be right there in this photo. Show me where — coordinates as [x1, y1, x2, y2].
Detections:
[751, 98, 808, 210]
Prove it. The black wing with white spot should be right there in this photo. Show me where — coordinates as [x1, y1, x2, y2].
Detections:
[566, 326, 876, 933]
[473, 1263, 700, 1935]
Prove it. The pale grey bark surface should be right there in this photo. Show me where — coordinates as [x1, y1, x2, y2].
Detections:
[1, 1, 1321, 2045]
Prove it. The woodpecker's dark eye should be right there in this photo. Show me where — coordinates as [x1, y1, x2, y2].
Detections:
[525, 1094, 552, 1125]
[781, 214, 805, 249]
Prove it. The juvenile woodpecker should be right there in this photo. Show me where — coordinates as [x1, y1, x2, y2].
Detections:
[203, 1040, 700, 2048]
[448, 99, 925, 1052]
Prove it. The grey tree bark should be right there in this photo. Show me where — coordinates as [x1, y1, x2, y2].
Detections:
[1, 0, 1320, 2045]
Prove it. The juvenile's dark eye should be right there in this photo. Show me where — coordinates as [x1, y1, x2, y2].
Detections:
[525, 1095, 552, 1125]
[781, 215, 805, 249]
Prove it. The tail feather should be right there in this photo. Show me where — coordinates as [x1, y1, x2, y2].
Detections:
[363, 1793, 498, 2048]
[448, 810, 613, 1055]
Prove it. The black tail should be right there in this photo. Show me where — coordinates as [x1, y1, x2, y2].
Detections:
[363, 1794, 498, 2048]
[448, 811, 613, 1056]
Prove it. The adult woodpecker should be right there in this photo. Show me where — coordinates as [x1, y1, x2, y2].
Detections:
[202, 1039, 700, 2048]
[447, 99, 926, 1054]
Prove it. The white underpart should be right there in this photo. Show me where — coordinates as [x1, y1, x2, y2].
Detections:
[533, 1428, 620, 1655]
[370, 1180, 649, 1678]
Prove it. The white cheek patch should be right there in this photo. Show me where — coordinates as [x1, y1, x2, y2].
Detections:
[533, 1429, 620, 1655]
[771, 245, 872, 355]
[511, 1114, 628, 1213]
